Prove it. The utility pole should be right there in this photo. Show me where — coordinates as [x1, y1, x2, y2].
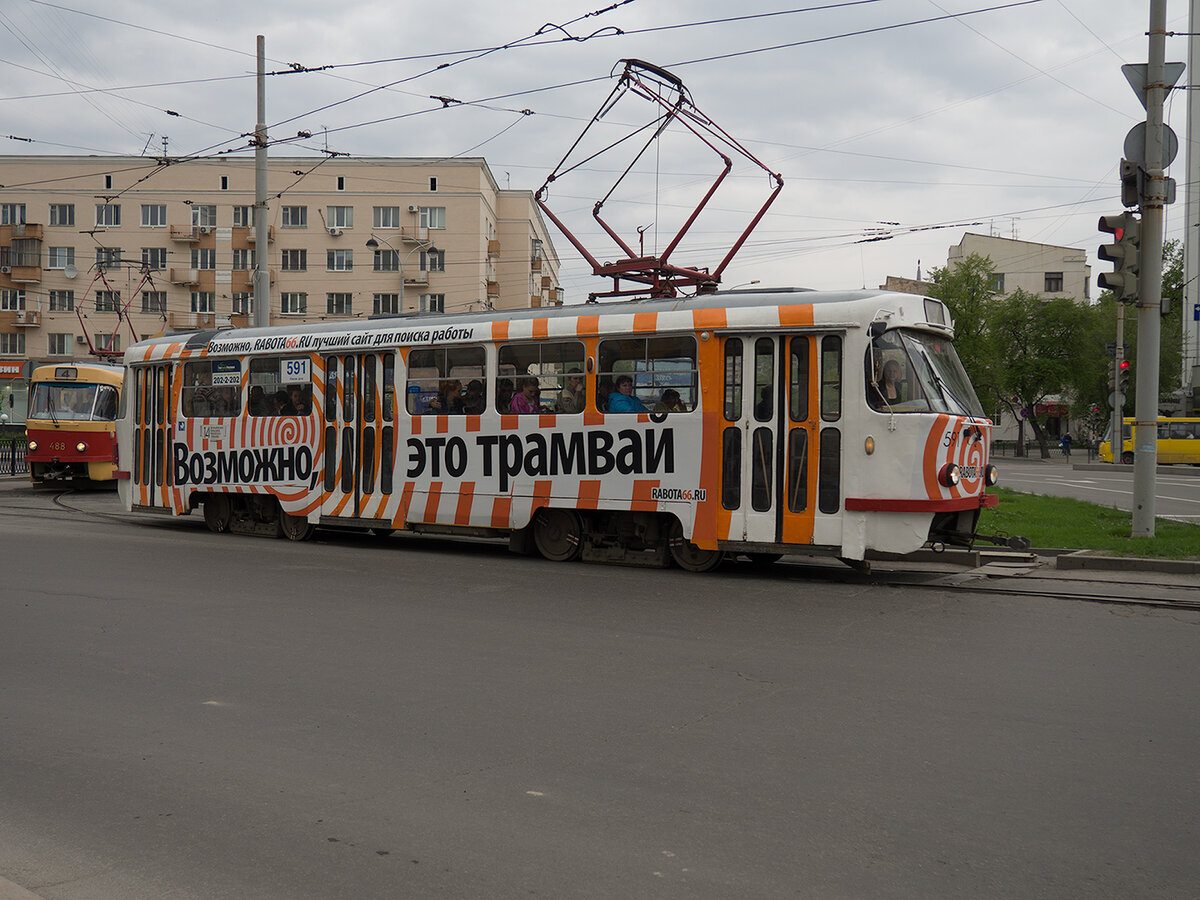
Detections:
[253, 35, 270, 328]
[1131, 1, 1168, 536]
[1186, 0, 1200, 416]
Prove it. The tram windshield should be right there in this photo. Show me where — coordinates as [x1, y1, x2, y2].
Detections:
[29, 382, 118, 422]
[866, 329, 984, 418]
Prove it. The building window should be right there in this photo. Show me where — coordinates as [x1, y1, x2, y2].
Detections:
[141, 204, 167, 227]
[48, 333, 72, 356]
[142, 247, 167, 270]
[232, 248, 256, 270]
[141, 291, 167, 314]
[49, 204, 75, 226]
[0, 333, 26, 355]
[97, 248, 122, 271]
[1, 204, 27, 225]
[232, 206, 253, 227]
[990, 273, 1005, 293]
[104, 174, 113, 190]
[191, 248, 216, 270]
[327, 292, 352, 315]
[49, 290, 74, 311]
[281, 292, 307, 314]
[327, 249, 353, 272]
[1044, 271, 1064, 293]
[336, 176, 346, 191]
[373, 249, 399, 272]
[95, 291, 120, 312]
[281, 206, 307, 227]
[190, 291, 215, 313]
[327, 206, 354, 229]
[419, 293, 444, 313]
[232, 293, 253, 315]
[220, 175, 229, 191]
[420, 249, 444, 272]
[0, 289, 25, 311]
[48, 247, 75, 269]
[95, 333, 119, 352]
[429, 177, 438, 192]
[281, 249, 307, 271]
[191, 205, 217, 228]
[373, 206, 400, 229]
[95, 204, 121, 227]
[418, 207, 446, 230]
[373, 293, 399, 316]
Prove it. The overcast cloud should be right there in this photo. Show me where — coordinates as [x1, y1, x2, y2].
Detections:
[0, 0, 1183, 302]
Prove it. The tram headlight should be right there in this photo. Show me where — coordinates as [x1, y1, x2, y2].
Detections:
[938, 463, 961, 487]
[28, 439, 38, 452]
[75, 441, 88, 453]
[984, 464, 999, 486]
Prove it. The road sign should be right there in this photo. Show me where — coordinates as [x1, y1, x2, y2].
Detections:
[1124, 122, 1179, 169]
[1122, 62, 1186, 110]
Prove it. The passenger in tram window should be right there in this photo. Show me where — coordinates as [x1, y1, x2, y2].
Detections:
[462, 379, 486, 415]
[276, 389, 295, 415]
[555, 370, 585, 414]
[428, 379, 463, 415]
[596, 375, 614, 412]
[653, 388, 686, 413]
[496, 378, 514, 413]
[249, 385, 268, 416]
[509, 376, 539, 414]
[754, 385, 773, 419]
[289, 384, 310, 416]
[607, 375, 648, 413]
[212, 386, 237, 417]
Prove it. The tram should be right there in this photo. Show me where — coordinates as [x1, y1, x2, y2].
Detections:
[27, 362, 123, 486]
[115, 289, 998, 570]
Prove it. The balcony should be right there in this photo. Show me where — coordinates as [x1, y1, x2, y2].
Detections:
[243, 225, 275, 243]
[170, 312, 215, 330]
[4, 223, 43, 240]
[400, 225, 430, 243]
[7, 265, 41, 284]
[403, 272, 430, 288]
[530, 256, 542, 271]
[169, 225, 200, 242]
[541, 276, 553, 290]
[486, 280, 500, 298]
[169, 267, 200, 286]
[13, 302, 42, 326]
[488, 239, 501, 256]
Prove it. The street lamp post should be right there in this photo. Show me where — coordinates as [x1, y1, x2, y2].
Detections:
[366, 234, 437, 313]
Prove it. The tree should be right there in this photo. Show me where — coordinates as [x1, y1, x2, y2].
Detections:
[988, 289, 1090, 458]
[927, 253, 999, 407]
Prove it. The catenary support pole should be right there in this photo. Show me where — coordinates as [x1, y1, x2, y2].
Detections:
[253, 35, 270, 328]
[1132, 1, 1167, 536]
[1186, 0, 1200, 415]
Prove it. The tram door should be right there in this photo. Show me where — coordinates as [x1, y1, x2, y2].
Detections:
[321, 353, 394, 522]
[719, 335, 823, 545]
[131, 364, 173, 508]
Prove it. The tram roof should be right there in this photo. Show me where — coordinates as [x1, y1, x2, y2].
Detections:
[129, 288, 946, 354]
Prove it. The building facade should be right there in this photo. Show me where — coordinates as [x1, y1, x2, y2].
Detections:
[947, 233, 1090, 301]
[0, 155, 562, 377]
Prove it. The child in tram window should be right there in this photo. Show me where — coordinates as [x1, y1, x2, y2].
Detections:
[653, 388, 685, 413]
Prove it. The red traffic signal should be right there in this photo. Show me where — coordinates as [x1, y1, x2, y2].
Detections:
[1119, 359, 1130, 371]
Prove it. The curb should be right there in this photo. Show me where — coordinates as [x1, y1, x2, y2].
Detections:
[1053, 550, 1200, 575]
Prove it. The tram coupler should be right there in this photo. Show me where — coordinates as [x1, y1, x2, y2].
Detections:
[972, 532, 1033, 552]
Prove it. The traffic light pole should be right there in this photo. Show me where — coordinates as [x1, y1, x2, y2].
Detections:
[1132, 0, 1167, 537]
[1110, 305, 1124, 458]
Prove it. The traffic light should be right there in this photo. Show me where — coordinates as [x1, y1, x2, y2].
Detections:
[1119, 158, 1142, 209]
[1118, 358, 1131, 393]
[1098, 212, 1141, 303]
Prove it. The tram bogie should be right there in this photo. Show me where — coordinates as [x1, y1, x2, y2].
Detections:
[117, 289, 998, 570]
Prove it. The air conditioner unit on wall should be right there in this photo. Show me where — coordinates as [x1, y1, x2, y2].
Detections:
[198, 226, 212, 235]
[0, 266, 9, 274]
[76, 335, 88, 344]
[329, 228, 342, 237]
[408, 205, 419, 213]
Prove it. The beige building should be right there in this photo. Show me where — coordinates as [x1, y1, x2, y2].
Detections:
[0, 155, 562, 367]
[947, 233, 1090, 301]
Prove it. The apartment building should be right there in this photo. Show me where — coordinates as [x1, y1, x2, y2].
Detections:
[947, 233, 1090, 301]
[0, 155, 563, 369]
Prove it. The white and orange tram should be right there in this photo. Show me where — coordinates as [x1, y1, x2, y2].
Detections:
[115, 288, 998, 570]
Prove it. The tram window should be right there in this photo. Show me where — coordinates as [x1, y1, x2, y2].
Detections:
[381, 426, 394, 495]
[342, 357, 356, 423]
[723, 339, 742, 421]
[721, 427, 741, 510]
[865, 330, 927, 412]
[95, 385, 118, 421]
[382, 353, 395, 422]
[325, 358, 337, 421]
[361, 428, 376, 493]
[820, 336, 842, 422]
[182, 359, 242, 418]
[323, 425, 336, 492]
[362, 355, 377, 423]
[407, 345, 486, 415]
[751, 426, 773, 511]
[248, 357, 311, 416]
[753, 338, 774, 422]
[598, 336, 697, 413]
[498, 340, 585, 414]
[789, 338, 809, 422]
[818, 427, 841, 514]
[787, 429, 808, 513]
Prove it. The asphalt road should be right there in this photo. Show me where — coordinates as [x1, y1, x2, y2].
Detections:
[994, 456, 1200, 522]
[1, 484, 1198, 899]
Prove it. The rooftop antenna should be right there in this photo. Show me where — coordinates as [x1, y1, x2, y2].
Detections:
[161, 135, 169, 157]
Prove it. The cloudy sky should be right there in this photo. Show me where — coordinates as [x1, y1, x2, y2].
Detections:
[0, 0, 1186, 303]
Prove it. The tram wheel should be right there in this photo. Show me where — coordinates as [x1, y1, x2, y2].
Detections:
[279, 509, 314, 542]
[533, 508, 582, 562]
[203, 495, 232, 533]
[667, 520, 724, 573]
